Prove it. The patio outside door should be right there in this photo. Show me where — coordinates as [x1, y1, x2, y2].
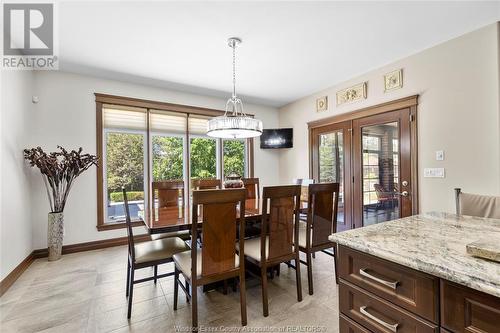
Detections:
[310, 97, 417, 230]
[352, 109, 413, 228]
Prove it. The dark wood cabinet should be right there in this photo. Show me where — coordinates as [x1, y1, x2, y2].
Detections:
[338, 245, 500, 333]
[339, 246, 439, 323]
[340, 313, 373, 333]
[441, 280, 500, 333]
[340, 281, 438, 333]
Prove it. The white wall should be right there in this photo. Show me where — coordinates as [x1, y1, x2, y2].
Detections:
[279, 23, 500, 214]
[1, 71, 34, 280]
[29, 71, 280, 249]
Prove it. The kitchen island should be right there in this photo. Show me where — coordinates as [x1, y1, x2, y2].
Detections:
[329, 212, 500, 333]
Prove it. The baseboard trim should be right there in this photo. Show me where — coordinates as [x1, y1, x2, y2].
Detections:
[0, 252, 35, 297]
[0, 234, 150, 296]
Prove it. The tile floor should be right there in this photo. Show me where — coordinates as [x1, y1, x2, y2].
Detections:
[0, 246, 339, 332]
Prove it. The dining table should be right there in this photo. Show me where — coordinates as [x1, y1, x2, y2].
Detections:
[142, 197, 308, 235]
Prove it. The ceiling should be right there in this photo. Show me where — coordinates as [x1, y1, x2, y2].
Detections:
[56, 1, 500, 107]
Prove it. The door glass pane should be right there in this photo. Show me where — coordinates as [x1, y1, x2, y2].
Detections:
[318, 131, 345, 225]
[361, 122, 399, 225]
[106, 132, 145, 222]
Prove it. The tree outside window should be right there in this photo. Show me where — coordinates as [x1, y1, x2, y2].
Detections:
[106, 132, 145, 221]
[223, 140, 245, 177]
[190, 137, 217, 178]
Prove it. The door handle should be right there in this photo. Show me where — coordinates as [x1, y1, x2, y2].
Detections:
[396, 191, 409, 197]
[360, 306, 399, 332]
[359, 268, 399, 289]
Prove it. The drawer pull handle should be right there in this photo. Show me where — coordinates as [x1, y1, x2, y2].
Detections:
[360, 306, 399, 332]
[359, 268, 399, 289]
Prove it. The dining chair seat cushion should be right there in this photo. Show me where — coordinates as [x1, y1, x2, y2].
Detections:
[237, 236, 269, 261]
[150, 230, 190, 241]
[134, 237, 189, 264]
[173, 249, 239, 279]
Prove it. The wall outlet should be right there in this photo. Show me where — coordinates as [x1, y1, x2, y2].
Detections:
[424, 168, 445, 178]
[436, 150, 444, 161]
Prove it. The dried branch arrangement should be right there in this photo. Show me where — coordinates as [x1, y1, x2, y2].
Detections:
[24, 146, 98, 213]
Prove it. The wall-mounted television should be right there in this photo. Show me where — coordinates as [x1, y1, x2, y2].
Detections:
[260, 128, 293, 149]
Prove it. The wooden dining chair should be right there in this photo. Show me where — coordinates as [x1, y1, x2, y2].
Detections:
[151, 180, 190, 241]
[242, 178, 260, 199]
[298, 183, 340, 294]
[172, 188, 247, 328]
[191, 178, 222, 190]
[239, 185, 303, 317]
[123, 188, 189, 319]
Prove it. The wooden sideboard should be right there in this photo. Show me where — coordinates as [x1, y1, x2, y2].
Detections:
[338, 245, 500, 333]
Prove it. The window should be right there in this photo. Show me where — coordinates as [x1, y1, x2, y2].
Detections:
[223, 139, 246, 177]
[150, 111, 187, 182]
[103, 106, 147, 223]
[189, 116, 219, 179]
[96, 94, 254, 230]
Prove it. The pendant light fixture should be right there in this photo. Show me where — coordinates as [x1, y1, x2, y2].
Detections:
[207, 37, 263, 139]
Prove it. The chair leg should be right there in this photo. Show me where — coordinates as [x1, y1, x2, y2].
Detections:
[261, 266, 269, 317]
[295, 256, 303, 302]
[173, 266, 179, 310]
[127, 268, 135, 319]
[154, 265, 158, 284]
[191, 284, 198, 329]
[276, 264, 280, 276]
[239, 273, 247, 326]
[312, 252, 316, 259]
[126, 260, 131, 297]
[223, 279, 228, 295]
[333, 247, 339, 285]
[186, 280, 190, 303]
[306, 251, 314, 295]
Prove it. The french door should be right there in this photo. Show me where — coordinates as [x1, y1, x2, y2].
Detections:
[352, 109, 413, 228]
[311, 121, 352, 232]
[310, 98, 417, 230]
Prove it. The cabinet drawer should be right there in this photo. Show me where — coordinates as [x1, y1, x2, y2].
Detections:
[441, 280, 500, 333]
[338, 245, 439, 323]
[339, 281, 438, 333]
[341, 313, 373, 333]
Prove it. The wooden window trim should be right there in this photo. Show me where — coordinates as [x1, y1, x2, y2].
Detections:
[307, 95, 418, 129]
[95, 93, 254, 117]
[96, 93, 255, 231]
[96, 221, 144, 231]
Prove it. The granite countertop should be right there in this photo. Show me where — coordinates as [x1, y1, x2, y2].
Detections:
[329, 212, 500, 298]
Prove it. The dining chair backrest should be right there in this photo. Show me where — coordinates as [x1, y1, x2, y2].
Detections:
[261, 185, 301, 261]
[122, 187, 136, 261]
[455, 188, 500, 219]
[191, 189, 246, 278]
[191, 178, 222, 190]
[306, 183, 340, 248]
[152, 180, 184, 221]
[242, 178, 260, 199]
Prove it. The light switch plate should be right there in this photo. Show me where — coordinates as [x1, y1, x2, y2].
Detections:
[436, 150, 444, 161]
[424, 168, 445, 178]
